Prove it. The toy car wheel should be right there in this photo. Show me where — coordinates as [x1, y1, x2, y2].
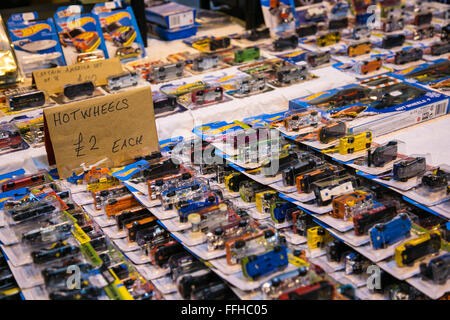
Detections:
[235, 240, 246, 249]
[317, 228, 325, 235]
[375, 224, 386, 231]
[207, 195, 216, 202]
[214, 227, 224, 236]
[159, 66, 165, 72]
[191, 185, 200, 191]
[264, 230, 275, 238]
[248, 255, 257, 262]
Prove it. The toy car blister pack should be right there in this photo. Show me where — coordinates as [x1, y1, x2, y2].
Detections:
[54, 5, 109, 65]
[93, 3, 146, 62]
[7, 12, 66, 76]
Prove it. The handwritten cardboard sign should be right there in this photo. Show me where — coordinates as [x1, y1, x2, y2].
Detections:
[43, 86, 159, 178]
[33, 58, 123, 95]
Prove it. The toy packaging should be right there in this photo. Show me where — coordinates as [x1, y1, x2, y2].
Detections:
[289, 74, 450, 138]
[93, 3, 146, 62]
[145, 1, 196, 30]
[7, 12, 66, 77]
[53, 5, 109, 65]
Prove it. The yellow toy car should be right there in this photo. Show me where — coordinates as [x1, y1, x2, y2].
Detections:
[307, 226, 332, 249]
[317, 32, 341, 47]
[394, 231, 441, 267]
[325, 131, 372, 155]
[255, 190, 277, 213]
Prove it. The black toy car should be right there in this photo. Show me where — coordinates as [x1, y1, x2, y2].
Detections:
[328, 17, 348, 30]
[393, 157, 426, 182]
[381, 34, 405, 49]
[31, 241, 80, 264]
[275, 63, 308, 83]
[248, 28, 270, 41]
[419, 253, 449, 285]
[191, 282, 236, 300]
[178, 269, 221, 299]
[430, 42, 450, 56]
[296, 24, 317, 38]
[413, 11, 432, 26]
[8, 90, 45, 111]
[10, 202, 55, 222]
[306, 50, 331, 68]
[209, 37, 230, 51]
[63, 81, 95, 100]
[153, 94, 178, 114]
[326, 240, 351, 263]
[273, 35, 299, 51]
[368, 141, 398, 167]
[42, 260, 92, 286]
[413, 26, 434, 41]
[421, 168, 448, 190]
[394, 48, 423, 65]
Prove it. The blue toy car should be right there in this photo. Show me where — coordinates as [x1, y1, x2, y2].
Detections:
[270, 201, 298, 224]
[177, 194, 221, 223]
[331, 2, 349, 18]
[241, 245, 288, 280]
[369, 213, 412, 250]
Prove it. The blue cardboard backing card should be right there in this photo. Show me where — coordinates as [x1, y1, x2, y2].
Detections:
[192, 121, 247, 141]
[7, 12, 66, 75]
[94, 7, 146, 62]
[54, 7, 109, 65]
[389, 59, 450, 86]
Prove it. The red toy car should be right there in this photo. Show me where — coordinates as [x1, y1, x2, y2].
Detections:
[0, 124, 23, 150]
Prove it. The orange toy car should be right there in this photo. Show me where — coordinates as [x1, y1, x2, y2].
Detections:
[347, 41, 372, 57]
[331, 190, 373, 220]
[356, 57, 382, 75]
[105, 194, 140, 217]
